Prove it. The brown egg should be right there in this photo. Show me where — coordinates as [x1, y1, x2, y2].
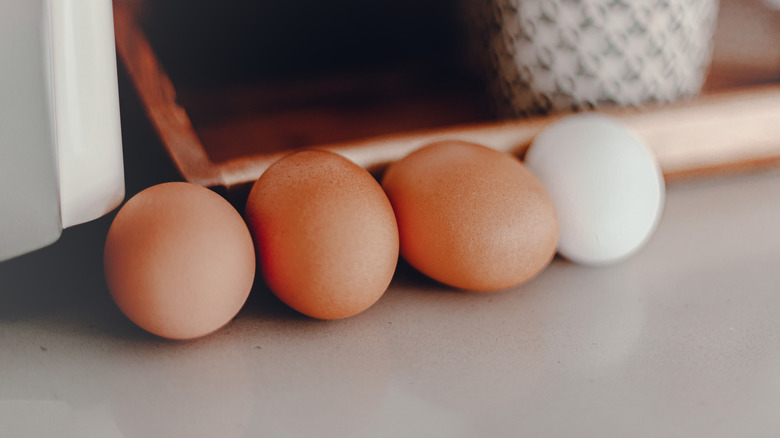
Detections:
[245, 150, 399, 319]
[381, 140, 558, 291]
[104, 182, 256, 340]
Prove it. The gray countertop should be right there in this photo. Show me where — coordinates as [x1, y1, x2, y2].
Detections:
[2, 74, 780, 437]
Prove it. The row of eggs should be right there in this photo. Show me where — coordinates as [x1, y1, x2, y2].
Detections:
[103, 114, 665, 340]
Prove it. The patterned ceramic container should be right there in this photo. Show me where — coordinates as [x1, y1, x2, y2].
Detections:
[469, 0, 720, 116]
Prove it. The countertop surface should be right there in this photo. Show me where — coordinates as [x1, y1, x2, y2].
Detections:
[3, 69, 780, 438]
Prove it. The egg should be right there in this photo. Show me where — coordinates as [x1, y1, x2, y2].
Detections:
[104, 182, 256, 340]
[244, 150, 399, 320]
[381, 140, 558, 291]
[524, 113, 665, 265]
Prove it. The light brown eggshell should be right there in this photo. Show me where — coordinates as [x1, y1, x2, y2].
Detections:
[381, 140, 558, 291]
[244, 150, 399, 320]
[104, 182, 256, 340]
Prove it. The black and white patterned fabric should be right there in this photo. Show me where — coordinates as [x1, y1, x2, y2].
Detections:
[470, 0, 720, 116]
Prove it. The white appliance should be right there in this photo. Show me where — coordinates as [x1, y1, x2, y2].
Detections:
[0, 0, 124, 261]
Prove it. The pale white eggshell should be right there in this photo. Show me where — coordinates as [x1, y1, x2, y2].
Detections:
[525, 114, 665, 265]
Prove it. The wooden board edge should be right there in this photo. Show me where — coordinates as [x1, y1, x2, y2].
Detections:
[112, 1, 224, 188]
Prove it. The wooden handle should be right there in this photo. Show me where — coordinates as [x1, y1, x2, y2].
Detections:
[218, 85, 780, 188]
[622, 87, 780, 180]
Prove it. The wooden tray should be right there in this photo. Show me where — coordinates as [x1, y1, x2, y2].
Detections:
[113, 0, 780, 204]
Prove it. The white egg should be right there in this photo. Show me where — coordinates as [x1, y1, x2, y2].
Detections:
[525, 114, 664, 265]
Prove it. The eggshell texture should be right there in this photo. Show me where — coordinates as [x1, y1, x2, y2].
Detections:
[381, 140, 558, 291]
[524, 113, 665, 265]
[244, 150, 399, 320]
[104, 182, 256, 340]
